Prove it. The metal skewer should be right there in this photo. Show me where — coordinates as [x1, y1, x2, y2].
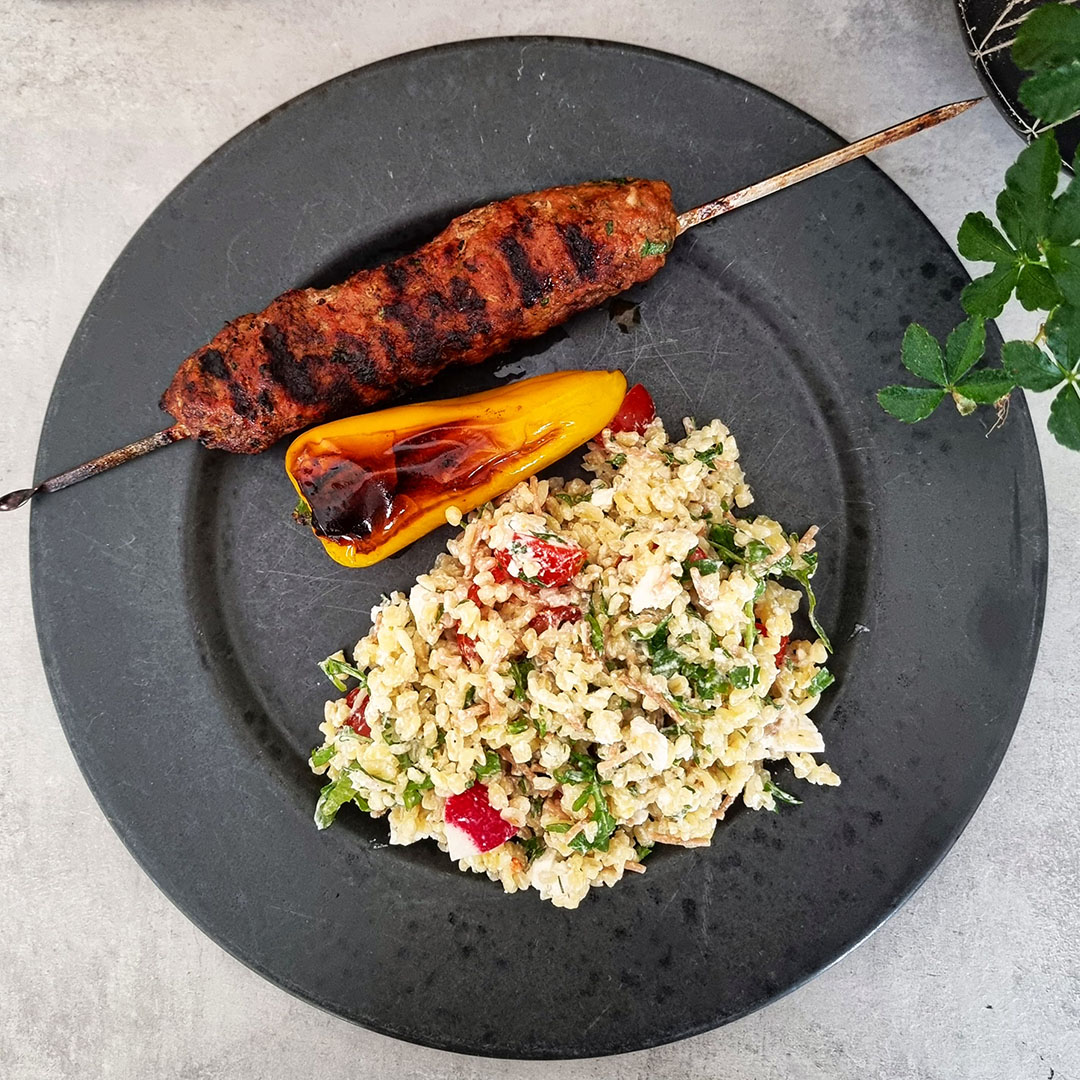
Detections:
[0, 426, 188, 510]
[1, 96, 983, 513]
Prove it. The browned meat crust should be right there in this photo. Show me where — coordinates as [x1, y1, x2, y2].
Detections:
[161, 179, 677, 452]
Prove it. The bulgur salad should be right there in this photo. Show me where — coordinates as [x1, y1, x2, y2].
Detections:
[310, 411, 839, 909]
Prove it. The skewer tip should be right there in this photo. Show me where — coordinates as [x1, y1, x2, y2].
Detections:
[0, 486, 39, 511]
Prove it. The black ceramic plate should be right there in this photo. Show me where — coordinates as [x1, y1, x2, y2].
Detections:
[955, 0, 1080, 163]
[30, 39, 1047, 1058]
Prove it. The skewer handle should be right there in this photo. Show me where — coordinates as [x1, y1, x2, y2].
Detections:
[1, 426, 188, 511]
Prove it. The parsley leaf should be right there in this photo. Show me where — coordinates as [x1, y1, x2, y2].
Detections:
[1002, 340, 1066, 392]
[314, 772, 369, 830]
[877, 386, 946, 423]
[509, 658, 534, 702]
[640, 239, 670, 256]
[900, 322, 946, 384]
[803, 668, 835, 697]
[310, 744, 335, 768]
[402, 774, 433, 809]
[318, 654, 367, 693]
[762, 778, 802, 809]
[1048, 383, 1080, 450]
[474, 750, 502, 779]
[784, 553, 832, 653]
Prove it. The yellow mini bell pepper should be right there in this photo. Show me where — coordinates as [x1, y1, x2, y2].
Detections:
[286, 369, 628, 567]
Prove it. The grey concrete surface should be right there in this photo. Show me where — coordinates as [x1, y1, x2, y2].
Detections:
[1, 1, 1076, 1077]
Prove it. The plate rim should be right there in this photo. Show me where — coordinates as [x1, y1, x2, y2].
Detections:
[29, 34, 1048, 1058]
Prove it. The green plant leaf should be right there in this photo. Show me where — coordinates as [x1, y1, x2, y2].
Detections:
[943, 316, 986, 383]
[951, 369, 1016, 404]
[961, 263, 1021, 317]
[956, 211, 1015, 264]
[1002, 340, 1066, 392]
[1049, 146, 1080, 245]
[999, 133, 1061, 251]
[900, 323, 946, 385]
[1016, 264, 1064, 311]
[1046, 243, 1080, 304]
[1018, 62, 1080, 126]
[1013, 3, 1080, 70]
[1047, 302, 1080, 366]
[1048, 383, 1080, 450]
[877, 385, 945, 422]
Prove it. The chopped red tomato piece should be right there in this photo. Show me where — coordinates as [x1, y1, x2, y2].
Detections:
[467, 583, 482, 607]
[755, 620, 790, 663]
[443, 783, 519, 860]
[456, 631, 480, 668]
[528, 605, 583, 634]
[688, 547, 708, 564]
[490, 562, 512, 585]
[775, 636, 790, 664]
[608, 383, 656, 434]
[343, 687, 371, 737]
[494, 533, 587, 588]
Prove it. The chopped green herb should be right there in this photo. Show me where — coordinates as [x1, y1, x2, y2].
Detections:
[763, 778, 802, 808]
[309, 744, 335, 768]
[586, 611, 604, 653]
[318, 654, 368, 693]
[729, 665, 756, 690]
[783, 553, 832, 652]
[314, 772, 369, 830]
[640, 238, 670, 256]
[688, 557, 721, 576]
[474, 750, 502, 779]
[694, 444, 724, 466]
[509, 658, 534, 702]
[517, 834, 545, 862]
[554, 490, 593, 506]
[610, 453, 627, 469]
[463, 685, 476, 708]
[803, 668, 836, 697]
[506, 718, 531, 735]
[605, 220, 614, 235]
[545, 822, 572, 833]
[552, 752, 618, 853]
[402, 774, 433, 809]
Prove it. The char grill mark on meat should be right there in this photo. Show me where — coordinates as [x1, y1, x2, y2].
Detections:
[161, 178, 677, 452]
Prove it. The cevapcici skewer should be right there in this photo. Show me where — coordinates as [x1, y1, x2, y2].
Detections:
[1, 97, 982, 512]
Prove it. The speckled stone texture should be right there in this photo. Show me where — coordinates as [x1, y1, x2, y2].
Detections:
[0, 2, 1076, 1078]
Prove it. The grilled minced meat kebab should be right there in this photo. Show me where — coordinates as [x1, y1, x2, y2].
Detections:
[163, 180, 677, 453]
[1, 99, 979, 510]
